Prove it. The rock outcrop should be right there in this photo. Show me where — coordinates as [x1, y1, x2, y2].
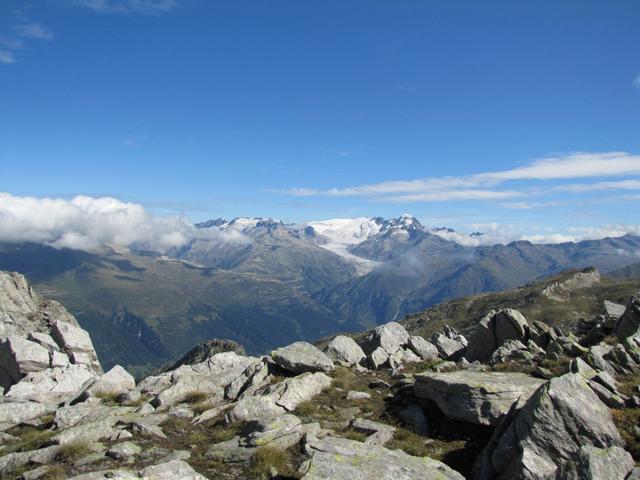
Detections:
[472, 373, 628, 480]
[162, 338, 247, 372]
[0, 271, 102, 400]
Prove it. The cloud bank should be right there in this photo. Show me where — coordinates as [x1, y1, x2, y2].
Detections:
[431, 222, 640, 247]
[0, 193, 246, 252]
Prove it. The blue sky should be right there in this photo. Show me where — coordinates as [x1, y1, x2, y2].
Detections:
[1, 0, 640, 242]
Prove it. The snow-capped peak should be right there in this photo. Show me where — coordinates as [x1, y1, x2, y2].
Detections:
[306, 217, 383, 246]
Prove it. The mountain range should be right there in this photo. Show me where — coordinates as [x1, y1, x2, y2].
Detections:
[1, 215, 639, 376]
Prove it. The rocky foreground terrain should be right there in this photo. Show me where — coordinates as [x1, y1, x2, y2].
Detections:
[0, 270, 639, 479]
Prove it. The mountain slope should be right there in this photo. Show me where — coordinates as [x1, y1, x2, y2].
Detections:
[318, 233, 640, 326]
[0, 242, 348, 377]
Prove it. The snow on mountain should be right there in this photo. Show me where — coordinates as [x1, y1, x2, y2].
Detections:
[304, 217, 383, 275]
[307, 217, 382, 245]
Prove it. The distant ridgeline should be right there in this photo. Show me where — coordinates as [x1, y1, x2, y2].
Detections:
[0, 217, 639, 375]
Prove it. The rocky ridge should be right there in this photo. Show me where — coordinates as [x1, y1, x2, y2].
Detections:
[0, 270, 638, 479]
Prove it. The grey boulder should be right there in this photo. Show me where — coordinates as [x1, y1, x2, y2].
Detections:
[472, 373, 625, 480]
[465, 309, 529, 362]
[407, 335, 439, 360]
[324, 336, 366, 367]
[615, 297, 640, 339]
[362, 322, 410, 355]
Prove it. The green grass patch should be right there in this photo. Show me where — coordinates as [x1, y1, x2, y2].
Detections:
[0, 426, 56, 455]
[182, 391, 209, 404]
[340, 428, 368, 442]
[40, 466, 67, 480]
[611, 408, 640, 461]
[191, 401, 212, 416]
[616, 371, 640, 397]
[539, 356, 571, 377]
[55, 442, 92, 464]
[386, 427, 432, 457]
[95, 390, 121, 405]
[400, 359, 444, 374]
[250, 446, 301, 479]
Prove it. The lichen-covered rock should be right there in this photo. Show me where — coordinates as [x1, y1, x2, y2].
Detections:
[570, 446, 635, 480]
[263, 372, 332, 411]
[225, 396, 285, 423]
[472, 373, 625, 480]
[302, 435, 464, 480]
[271, 342, 334, 374]
[324, 335, 366, 366]
[415, 371, 545, 426]
[106, 441, 142, 460]
[66, 460, 207, 479]
[241, 413, 305, 448]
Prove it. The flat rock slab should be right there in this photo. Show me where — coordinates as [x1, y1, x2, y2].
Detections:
[415, 371, 545, 426]
[302, 435, 464, 480]
[271, 342, 334, 374]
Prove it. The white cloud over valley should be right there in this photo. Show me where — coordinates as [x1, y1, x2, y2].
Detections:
[0, 193, 247, 252]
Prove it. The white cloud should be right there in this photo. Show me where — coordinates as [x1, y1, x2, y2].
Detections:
[279, 151, 640, 203]
[0, 50, 16, 64]
[63, 0, 179, 15]
[552, 179, 640, 193]
[499, 201, 565, 210]
[0, 193, 246, 252]
[634, 74, 640, 90]
[1, 17, 53, 65]
[383, 189, 522, 203]
[478, 152, 640, 181]
[15, 22, 53, 40]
